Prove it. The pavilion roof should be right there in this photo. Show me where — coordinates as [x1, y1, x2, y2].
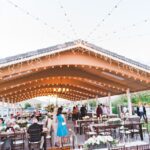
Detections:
[0, 40, 149, 71]
[0, 40, 149, 102]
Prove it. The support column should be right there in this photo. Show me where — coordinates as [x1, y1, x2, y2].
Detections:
[2, 98, 5, 117]
[12, 100, 15, 115]
[96, 96, 98, 106]
[55, 96, 58, 107]
[108, 93, 112, 115]
[13, 100, 15, 115]
[127, 88, 132, 116]
[7, 99, 10, 117]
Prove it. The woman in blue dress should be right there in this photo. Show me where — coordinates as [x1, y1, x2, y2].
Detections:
[56, 107, 68, 146]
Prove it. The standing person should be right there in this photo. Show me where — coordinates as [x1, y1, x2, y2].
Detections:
[56, 107, 68, 147]
[80, 105, 86, 118]
[143, 103, 147, 123]
[75, 105, 79, 120]
[53, 106, 58, 147]
[138, 103, 147, 122]
[72, 106, 77, 122]
[102, 105, 108, 115]
[96, 104, 103, 118]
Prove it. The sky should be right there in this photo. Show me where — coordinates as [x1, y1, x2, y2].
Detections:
[0, 0, 150, 66]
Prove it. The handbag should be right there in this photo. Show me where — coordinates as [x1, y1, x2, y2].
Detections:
[62, 122, 66, 126]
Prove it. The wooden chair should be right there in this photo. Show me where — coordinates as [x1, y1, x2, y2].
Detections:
[28, 130, 42, 150]
[60, 129, 76, 149]
[0, 135, 4, 150]
[12, 131, 25, 150]
[137, 144, 150, 150]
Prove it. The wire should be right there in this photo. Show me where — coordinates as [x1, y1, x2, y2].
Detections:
[5, 0, 71, 41]
[87, 0, 123, 41]
[55, 0, 79, 40]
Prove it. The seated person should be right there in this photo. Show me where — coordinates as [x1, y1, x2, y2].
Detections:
[0, 118, 6, 127]
[27, 118, 44, 150]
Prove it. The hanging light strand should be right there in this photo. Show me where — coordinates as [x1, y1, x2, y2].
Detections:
[96, 18, 150, 41]
[87, 0, 123, 41]
[5, 0, 71, 41]
[56, 0, 78, 40]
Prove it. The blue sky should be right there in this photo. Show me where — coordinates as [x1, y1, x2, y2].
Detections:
[0, 0, 150, 65]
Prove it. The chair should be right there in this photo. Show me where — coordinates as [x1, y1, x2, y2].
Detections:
[125, 146, 138, 150]
[61, 129, 76, 149]
[85, 125, 97, 140]
[46, 129, 53, 148]
[12, 131, 25, 150]
[137, 144, 150, 150]
[0, 136, 4, 150]
[119, 126, 131, 142]
[28, 128, 43, 150]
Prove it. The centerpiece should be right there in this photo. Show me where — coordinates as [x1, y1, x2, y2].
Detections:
[107, 118, 122, 125]
[84, 135, 115, 150]
[16, 119, 28, 128]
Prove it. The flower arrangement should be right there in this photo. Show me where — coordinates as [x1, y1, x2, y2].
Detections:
[0, 126, 6, 132]
[107, 118, 122, 125]
[13, 124, 20, 131]
[84, 135, 115, 150]
[83, 116, 90, 120]
[16, 119, 28, 128]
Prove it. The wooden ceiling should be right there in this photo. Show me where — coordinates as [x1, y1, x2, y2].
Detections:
[0, 42, 149, 102]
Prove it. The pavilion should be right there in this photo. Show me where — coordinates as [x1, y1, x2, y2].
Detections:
[0, 40, 150, 117]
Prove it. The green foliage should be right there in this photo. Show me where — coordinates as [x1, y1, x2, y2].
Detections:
[45, 104, 55, 112]
[89, 100, 97, 108]
[132, 91, 150, 105]
[111, 91, 150, 114]
[112, 106, 118, 114]
[24, 102, 31, 109]
[35, 103, 41, 109]
[112, 95, 128, 107]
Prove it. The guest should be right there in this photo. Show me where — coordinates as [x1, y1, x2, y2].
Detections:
[0, 118, 5, 127]
[80, 105, 87, 118]
[96, 104, 103, 118]
[137, 103, 147, 122]
[27, 118, 44, 149]
[56, 107, 68, 147]
[72, 106, 77, 122]
[52, 106, 58, 146]
[102, 105, 108, 115]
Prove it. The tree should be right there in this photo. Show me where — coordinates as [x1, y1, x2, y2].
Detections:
[24, 102, 31, 109]
[45, 104, 55, 112]
[89, 100, 97, 108]
[35, 103, 41, 109]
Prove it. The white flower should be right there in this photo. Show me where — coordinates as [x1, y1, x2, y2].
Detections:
[84, 135, 114, 148]
[106, 136, 113, 142]
[14, 124, 20, 129]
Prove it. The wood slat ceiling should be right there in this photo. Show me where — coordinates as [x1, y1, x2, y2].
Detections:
[0, 44, 149, 102]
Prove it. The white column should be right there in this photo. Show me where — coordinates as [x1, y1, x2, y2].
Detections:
[14, 100, 16, 115]
[126, 88, 132, 116]
[11, 100, 14, 115]
[7, 100, 10, 117]
[108, 93, 112, 115]
[55, 96, 58, 107]
[96, 95, 99, 106]
[2, 98, 5, 117]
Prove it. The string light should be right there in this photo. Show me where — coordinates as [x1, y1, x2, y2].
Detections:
[56, 0, 78, 40]
[96, 18, 150, 41]
[87, 0, 123, 40]
[5, 0, 70, 41]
